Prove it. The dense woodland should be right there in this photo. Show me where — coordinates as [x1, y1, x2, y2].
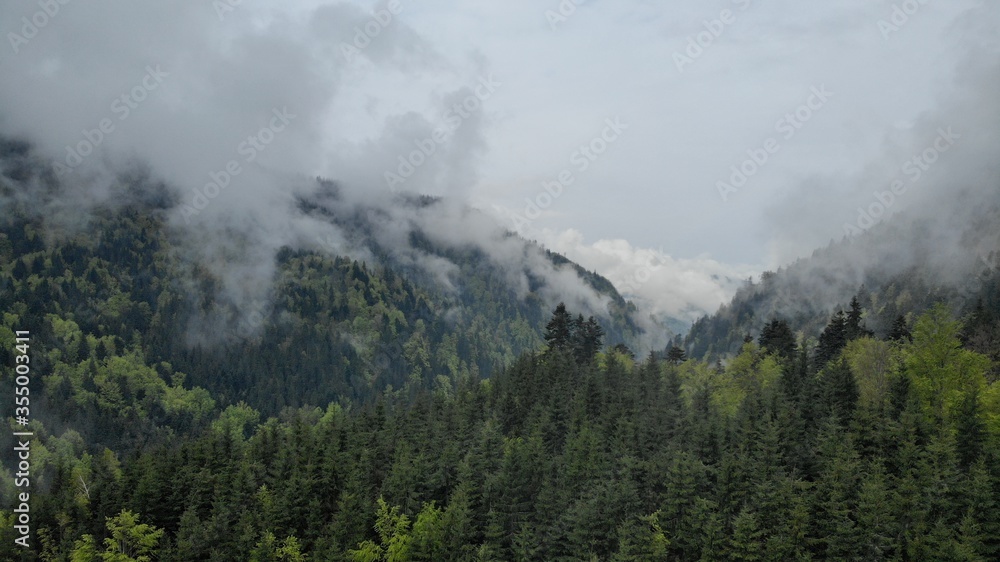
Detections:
[1, 144, 1000, 558]
[683, 207, 1000, 362]
[1, 291, 999, 559]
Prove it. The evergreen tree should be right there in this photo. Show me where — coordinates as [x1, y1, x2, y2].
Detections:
[544, 303, 573, 351]
[611, 343, 635, 360]
[726, 506, 764, 561]
[888, 314, 912, 342]
[845, 295, 874, 341]
[822, 358, 859, 424]
[12, 257, 28, 279]
[815, 311, 848, 369]
[758, 318, 796, 360]
[666, 345, 687, 365]
[611, 512, 670, 561]
[855, 463, 897, 560]
[955, 389, 986, 471]
[71, 509, 165, 562]
[575, 316, 605, 363]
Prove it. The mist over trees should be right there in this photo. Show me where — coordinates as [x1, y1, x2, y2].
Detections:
[2, 0, 999, 558]
[0, 136, 999, 558]
[1, 193, 999, 559]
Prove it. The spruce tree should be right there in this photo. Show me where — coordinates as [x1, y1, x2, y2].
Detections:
[845, 295, 874, 341]
[666, 345, 687, 365]
[888, 314, 912, 342]
[575, 316, 604, 363]
[815, 311, 848, 369]
[758, 318, 796, 360]
[544, 303, 573, 351]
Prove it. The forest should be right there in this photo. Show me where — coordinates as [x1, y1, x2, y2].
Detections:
[2, 266, 999, 559]
[0, 175, 999, 559]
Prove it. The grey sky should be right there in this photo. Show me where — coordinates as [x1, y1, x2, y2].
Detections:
[1, 0, 996, 323]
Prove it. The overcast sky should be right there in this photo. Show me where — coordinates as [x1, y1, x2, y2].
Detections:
[2, 0, 996, 321]
[398, 0, 987, 260]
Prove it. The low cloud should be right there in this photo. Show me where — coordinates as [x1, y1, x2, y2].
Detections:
[537, 228, 759, 326]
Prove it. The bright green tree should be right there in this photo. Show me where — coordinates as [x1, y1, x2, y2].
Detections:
[249, 532, 308, 562]
[349, 497, 412, 562]
[905, 304, 991, 424]
[71, 510, 164, 562]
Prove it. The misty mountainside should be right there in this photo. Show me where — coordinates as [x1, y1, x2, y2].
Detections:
[0, 136, 641, 443]
[5, 142, 1000, 560]
[684, 191, 1000, 360]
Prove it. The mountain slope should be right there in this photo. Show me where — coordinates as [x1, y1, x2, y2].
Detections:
[0, 139, 641, 445]
[683, 197, 1000, 360]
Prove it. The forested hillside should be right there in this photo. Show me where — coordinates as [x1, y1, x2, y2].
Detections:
[2, 297, 999, 560]
[683, 202, 1000, 360]
[0, 135, 640, 416]
[2, 140, 1000, 560]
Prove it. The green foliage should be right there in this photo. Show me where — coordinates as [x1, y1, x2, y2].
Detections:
[611, 511, 670, 560]
[843, 337, 897, 410]
[24, 300, 985, 560]
[3, 191, 999, 559]
[758, 318, 796, 360]
[349, 497, 412, 562]
[70, 510, 164, 562]
[905, 304, 992, 424]
[250, 532, 308, 562]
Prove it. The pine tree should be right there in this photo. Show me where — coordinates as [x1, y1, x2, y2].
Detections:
[726, 506, 764, 561]
[71, 509, 165, 562]
[544, 303, 573, 351]
[575, 316, 604, 363]
[822, 358, 859, 424]
[954, 389, 985, 471]
[888, 314, 912, 342]
[758, 318, 796, 360]
[689, 497, 725, 561]
[815, 311, 848, 369]
[905, 304, 991, 424]
[855, 463, 897, 560]
[348, 497, 412, 562]
[666, 345, 687, 365]
[845, 295, 874, 341]
[250, 532, 308, 562]
[611, 512, 670, 561]
[611, 343, 635, 360]
[813, 427, 862, 559]
[962, 459, 1000, 558]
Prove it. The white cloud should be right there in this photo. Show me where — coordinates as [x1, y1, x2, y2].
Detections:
[1, 0, 996, 330]
[537, 228, 759, 325]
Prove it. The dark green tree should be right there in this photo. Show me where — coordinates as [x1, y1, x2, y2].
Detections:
[758, 318, 796, 360]
[544, 303, 573, 351]
[815, 311, 848, 369]
[888, 314, 912, 342]
[845, 295, 874, 341]
[665, 345, 687, 365]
